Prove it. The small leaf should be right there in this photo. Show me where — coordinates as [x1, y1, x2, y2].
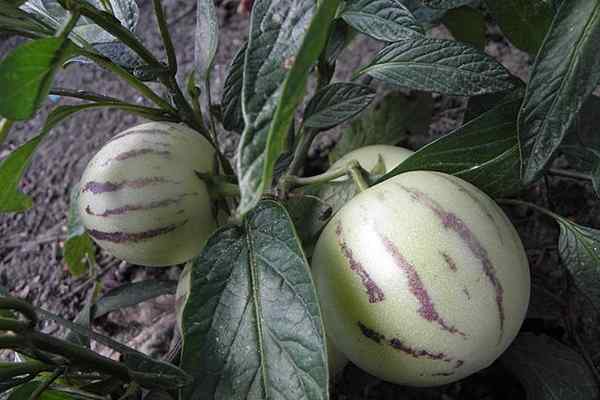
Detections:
[443, 6, 486, 49]
[194, 0, 219, 82]
[221, 42, 246, 133]
[518, 0, 600, 184]
[304, 82, 375, 129]
[238, 0, 340, 215]
[0, 37, 77, 120]
[502, 333, 599, 400]
[421, 0, 476, 9]
[379, 91, 523, 197]
[484, 0, 554, 55]
[330, 91, 433, 162]
[180, 200, 327, 400]
[358, 37, 514, 96]
[557, 217, 600, 312]
[341, 0, 423, 42]
[93, 280, 177, 319]
[63, 183, 94, 277]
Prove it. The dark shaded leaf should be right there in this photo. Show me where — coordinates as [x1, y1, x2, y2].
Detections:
[379, 92, 523, 197]
[518, 0, 600, 184]
[323, 19, 354, 65]
[502, 333, 598, 400]
[330, 91, 432, 162]
[422, 0, 475, 9]
[400, 0, 446, 25]
[284, 195, 332, 248]
[484, 0, 554, 55]
[180, 200, 327, 400]
[7, 381, 76, 399]
[195, 0, 219, 81]
[443, 6, 486, 49]
[93, 280, 177, 319]
[238, 0, 340, 215]
[358, 37, 514, 96]
[63, 183, 94, 277]
[221, 42, 246, 133]
[304, 82, 375, 129]
[341, 0, 423, 42]
[0, 38, 77, 120]
[557, 217, 600, 312]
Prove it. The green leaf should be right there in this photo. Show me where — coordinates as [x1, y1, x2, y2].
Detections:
[557, 217, 600, 312]
[518, 0, 600, 184]
[221, 42, 246, 133]
[358, 37, 514, 96]
[323, 19, 354, 65]
[180, 200, 327, 400]
[237, 0, 340, 215]
[7, 381, 76, 400]
[502, 333, 599, 400]
[195, 0, 219, 82]
[93, 280, 177, 319]
[0, 102, 140, 213]
[0, 37, 77, 120]
[284, 195, 332, 249]
[379, 91, 523, 197]
[330, 91, 432, 162]
[421, 0, 476, 9]
[484, 0, 554, 55]
[63, 183, 94, 277]
[443, 6, 486, 49]
[341, 0, 423, 42]
[304, 83, 375, 129]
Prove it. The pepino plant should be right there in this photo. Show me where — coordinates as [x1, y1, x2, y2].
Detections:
[1, 0, 600, 399]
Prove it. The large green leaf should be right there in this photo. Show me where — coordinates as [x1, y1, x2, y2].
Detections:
[180, 200, 327, 400]
[330, 91, 432, 162]
[357, 37, 514, 96]
[222, 42, 246, 133]
[378, 92, 523, 197]
[304, 82, 375, 130]
[484, 0, 554, 55]
[63, 183, 95, 277]
[237, 0, 340, 215]
[0, 38, 77, 120]
[518, 0, 600, 184]
[421, 0, 476, 9]
[557, 217, 600, 312]
[502, 334, 598, 400]
[194, 0, 219, 82]
[341, 0, 423, 42]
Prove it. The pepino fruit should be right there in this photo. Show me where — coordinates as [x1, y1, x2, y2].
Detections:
[329, 145, 414, 175]
[78, 122, 217, 267]
[311, 171, 530, 386]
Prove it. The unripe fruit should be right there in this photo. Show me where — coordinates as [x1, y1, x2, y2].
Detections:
[311, 171, 530, 386]
[329, 145, 414, 175]
[79, 122, 216, 267]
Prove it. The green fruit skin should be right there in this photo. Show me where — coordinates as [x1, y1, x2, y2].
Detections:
[329, 145, 414, 175]
[79, 122, 216, 267]
[311, 171, 530, 386]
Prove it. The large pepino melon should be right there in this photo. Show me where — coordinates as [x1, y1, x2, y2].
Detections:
[78, 122, 217, 266]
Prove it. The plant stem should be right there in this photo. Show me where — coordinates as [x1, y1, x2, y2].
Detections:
[152, 0, 178, 73]
[0, 317, 31, 333]
[283, 166, 347, 188]
[498, 199, 561, 221]
[55, 10, 80, 39]
[548, 168, 592, 182]
[0, 360, 52, 381]
[287, 128, 319, 177]
[30, 368, 64, 400]
[0, 118, 14, 145]
[78, 49, 176, 114]
[0, 297, 38, 327]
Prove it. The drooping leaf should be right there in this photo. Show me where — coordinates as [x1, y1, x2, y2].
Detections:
[194, 0, 219, 82]
[341, 0, 423, 42]
[180, 200, 327, 400]
[357, 37, 514, 96]
[0, 37, 77, 120]
[443, 6, 486, 49]
[518, 0, 600, 184]
[93, 280, 177, 319]
[421, 0, 476, 9]
[502, 333, 599, 400]
[0, 3, 52, 37]
[237, 0, 340, 215]
[484, 0, 554, 55]
[0, 102, 144, 213]
[557, 217, 600, 312]
[330, 91, 433, 162]
[304, 82, 375, 129]
[63, 183, 94, 277]
[221, 42, 246, 133]
[379, 91, 523, 197]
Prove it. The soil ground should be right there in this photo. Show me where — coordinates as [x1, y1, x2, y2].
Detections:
[1, 2, 598, 399]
